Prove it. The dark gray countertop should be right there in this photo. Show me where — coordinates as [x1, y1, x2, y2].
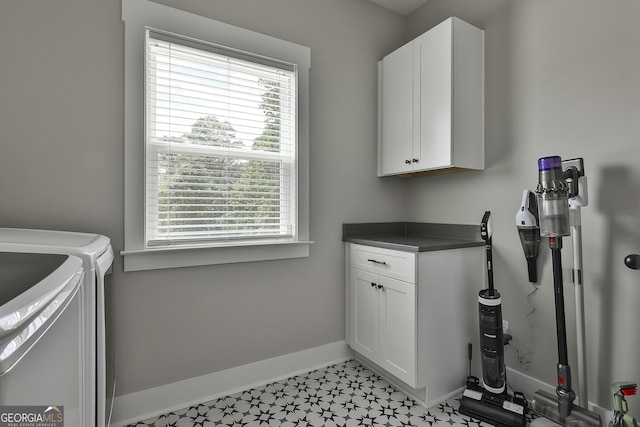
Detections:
[342, 222, 484, 253]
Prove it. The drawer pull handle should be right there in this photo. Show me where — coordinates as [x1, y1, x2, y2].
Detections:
[367, 258, 387, 266]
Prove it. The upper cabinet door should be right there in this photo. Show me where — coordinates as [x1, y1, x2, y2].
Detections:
[415, 19, 453, 170]
[379, 42, 414, 176]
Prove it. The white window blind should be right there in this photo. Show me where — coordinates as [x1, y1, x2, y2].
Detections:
[145, 29, 298, 247]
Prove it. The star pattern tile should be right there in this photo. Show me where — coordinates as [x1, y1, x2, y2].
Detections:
[126, 360, 531, 427]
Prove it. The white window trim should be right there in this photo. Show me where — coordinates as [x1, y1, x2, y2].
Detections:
[122, 0, 311, 271]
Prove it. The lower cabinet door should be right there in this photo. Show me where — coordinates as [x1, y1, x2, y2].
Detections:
[351, 269, 378, 363]
[378, 276, 417, 387]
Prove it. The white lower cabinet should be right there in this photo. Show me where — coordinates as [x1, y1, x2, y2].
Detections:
[346, 242, 482, 405]
[351, 268, 417, 387]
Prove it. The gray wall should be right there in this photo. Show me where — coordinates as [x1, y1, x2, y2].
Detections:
[406, 0, 640, 408]
[0, 0, 406, 396]
[1, 0, 639, 409]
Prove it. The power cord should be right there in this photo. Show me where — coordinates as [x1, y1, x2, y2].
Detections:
[506, 282, 540, 370]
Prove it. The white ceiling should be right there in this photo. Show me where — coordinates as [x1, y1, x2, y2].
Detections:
[369, 0, 429, 15]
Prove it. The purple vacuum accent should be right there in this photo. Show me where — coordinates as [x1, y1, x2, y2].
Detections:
[538, 156, 563, 171]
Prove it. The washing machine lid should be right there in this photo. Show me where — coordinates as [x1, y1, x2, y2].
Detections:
[0, 252, 83, 375]
[0, 228, 111, 271]
[0, 252, 82, 337]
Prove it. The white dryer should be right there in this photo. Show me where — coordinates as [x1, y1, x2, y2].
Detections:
[0, 228, 114, 427]
[0, 252, 84, 427]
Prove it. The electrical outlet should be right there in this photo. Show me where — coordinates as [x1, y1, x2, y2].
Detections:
[503, 320, 509, 335]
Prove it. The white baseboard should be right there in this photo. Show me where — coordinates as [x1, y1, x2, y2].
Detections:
[110, 341, 353, 427]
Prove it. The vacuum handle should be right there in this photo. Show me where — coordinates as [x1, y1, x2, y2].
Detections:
[624, 254, 640, 270]
[527, 258, 538, 282]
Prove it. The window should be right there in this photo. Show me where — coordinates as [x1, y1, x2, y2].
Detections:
[146, 30, 298, 245]
[122, 0, 311, 271]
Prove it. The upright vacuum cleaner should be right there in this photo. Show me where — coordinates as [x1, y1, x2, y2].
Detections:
[460, 211, 528, 427]
[530, 156, 601, 427]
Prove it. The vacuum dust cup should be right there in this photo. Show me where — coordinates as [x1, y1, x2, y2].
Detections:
[536, 156, 570, 237]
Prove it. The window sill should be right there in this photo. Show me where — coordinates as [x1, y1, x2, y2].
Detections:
[121, 240, 313, 272]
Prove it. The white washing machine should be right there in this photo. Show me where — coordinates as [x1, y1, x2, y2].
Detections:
[0, 251, 84, 426]
[0, 228, 114, 427]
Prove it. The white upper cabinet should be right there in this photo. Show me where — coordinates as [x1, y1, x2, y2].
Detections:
[378, 17, 484, 177]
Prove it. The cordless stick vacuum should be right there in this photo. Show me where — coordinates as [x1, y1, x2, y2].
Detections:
[460, 211, 527, 427]
[530, 156, 601, 427]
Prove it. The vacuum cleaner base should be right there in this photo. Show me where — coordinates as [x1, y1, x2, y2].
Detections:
[459, 386, 527, 427]
[531, 390, 601, 427]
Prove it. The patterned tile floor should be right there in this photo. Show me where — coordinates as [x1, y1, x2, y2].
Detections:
[127, 360, 524, 427]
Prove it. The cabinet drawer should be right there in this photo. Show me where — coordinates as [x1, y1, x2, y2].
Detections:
[350, 244, 416, 283]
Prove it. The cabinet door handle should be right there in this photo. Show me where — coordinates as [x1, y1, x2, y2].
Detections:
[367, 259, 387, 266]
[377, 284, 384, 290]
[412, 158, 419, 163]
[371, 282, 377, 288]
[405, 159, 411, 164]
